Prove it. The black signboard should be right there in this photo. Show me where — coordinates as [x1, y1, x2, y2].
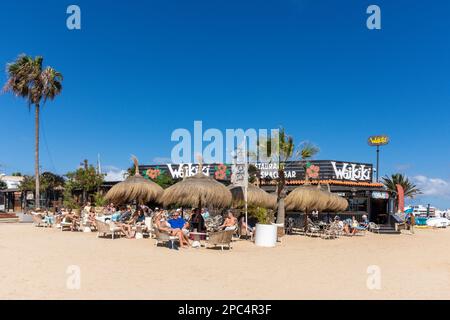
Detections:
[140, 160, 373, 183]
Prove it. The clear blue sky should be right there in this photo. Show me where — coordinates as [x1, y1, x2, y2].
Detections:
[1, 0, 449, 208]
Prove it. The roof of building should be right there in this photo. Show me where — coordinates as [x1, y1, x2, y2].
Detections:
[261, 179, 385, 188]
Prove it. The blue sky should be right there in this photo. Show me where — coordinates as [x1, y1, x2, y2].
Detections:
[1, 0, 449, 208]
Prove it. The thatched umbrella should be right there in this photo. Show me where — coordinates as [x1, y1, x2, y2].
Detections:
[160, 162, 232, 209]
[285, 185, 328, 212]
[229, 184, 277, 209]
[285, 184, 330, 228]
[104, 156, 163, 205]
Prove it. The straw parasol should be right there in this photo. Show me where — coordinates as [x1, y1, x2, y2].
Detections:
[160, 160, 232, 209]
[322, 185, 349, 212]
[104, 156, 163, 205]
[229, 184, 277, 209]
[285, 184, 329, 212]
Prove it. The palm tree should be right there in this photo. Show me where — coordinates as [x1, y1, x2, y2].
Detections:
[3, 54, 63, 208]
[382, 173, 422, 198]
[274, 129, 295, 225]
[258, 129, 320, 225]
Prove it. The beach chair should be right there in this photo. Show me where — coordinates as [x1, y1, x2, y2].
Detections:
[206, 230, 233, 250]
[96, 220, 122, 239]
[60, 217, 73, 231]
[32, 215, 47, 227]
[305, 218, 321, 237]
[368, 222, 380, 234]
[320, 223, 338, 239]
[144, 217, 155, 238]
[153, 228, 179, 249]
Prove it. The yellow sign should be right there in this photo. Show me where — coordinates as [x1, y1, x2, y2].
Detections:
[368, 135, 389, 146]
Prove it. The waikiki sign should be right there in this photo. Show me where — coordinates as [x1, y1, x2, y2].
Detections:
[331, 161, 372, 182]
[143, 163, 230, 180]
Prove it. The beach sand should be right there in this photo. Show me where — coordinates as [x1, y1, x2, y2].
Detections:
[0, 223, 449, 299]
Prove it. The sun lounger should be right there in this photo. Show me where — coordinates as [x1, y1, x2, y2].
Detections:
[305, 218, 321, 237]
[153, 228, 179, 249]
[206, 230, 233, 250]
[32, 214, 47, 227]
[96, 220, 122, 239]
[59, 217, 73, 231]
[368, 222, 380, 233]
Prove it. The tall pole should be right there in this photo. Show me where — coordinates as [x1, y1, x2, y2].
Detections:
[376, 145, 380, 182]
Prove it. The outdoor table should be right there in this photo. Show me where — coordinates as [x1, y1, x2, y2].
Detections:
[189, 232, 207, 248]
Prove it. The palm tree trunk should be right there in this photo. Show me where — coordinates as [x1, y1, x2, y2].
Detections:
[277, 197, 285, 225]
[35, 104, 40, 209]
[276, 167, 286, 225]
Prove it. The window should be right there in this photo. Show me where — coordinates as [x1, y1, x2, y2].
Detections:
[346, 197, 368, 212]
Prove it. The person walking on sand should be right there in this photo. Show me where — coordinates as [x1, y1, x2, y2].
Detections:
[406, 211, 415, 234]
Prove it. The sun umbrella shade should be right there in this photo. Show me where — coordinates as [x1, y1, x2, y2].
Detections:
[286, 185, 348, 212]
[285, 185, 329, 212]
[229, 184, 277, 209]
[104, 155, 163, 205]
[161, 172, 232, 208]
[105, 175, 164, 205]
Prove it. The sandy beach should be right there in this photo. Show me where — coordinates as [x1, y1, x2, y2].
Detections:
[0, 223, 449, 300]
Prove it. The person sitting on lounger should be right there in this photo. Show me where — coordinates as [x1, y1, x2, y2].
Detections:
[87, 207, 97, 229]
[238, 213, 255, 237]
[155, 212, 190, 248]
[360, 215, 369, 228]
[43, 209, 55, 226]
[189, 208, 207, 233]
[168, 209, 190, 236]
[117, 209, 142, 239]
[60, 208, 80, 231]
[220, 210, 237, 231]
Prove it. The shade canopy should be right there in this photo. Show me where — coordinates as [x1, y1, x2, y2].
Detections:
[104, 156, 163, 205]
[160, 171, 232, 208]
[229, 184, 277, 209]
[323, 191, 348, 212]
[285, 185, 347, 212]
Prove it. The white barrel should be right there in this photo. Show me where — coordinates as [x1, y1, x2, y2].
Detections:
[254, 223, 277, 247]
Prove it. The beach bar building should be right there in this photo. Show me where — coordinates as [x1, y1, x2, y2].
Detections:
[139, 159, 394, 224]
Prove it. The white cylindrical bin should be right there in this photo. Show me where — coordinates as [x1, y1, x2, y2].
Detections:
[254, 223, 277, 247]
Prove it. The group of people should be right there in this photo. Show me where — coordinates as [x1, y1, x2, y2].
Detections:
[330, 215, 369, 236]
[30, 202, 253, 245]
[152, 208, 245, 248]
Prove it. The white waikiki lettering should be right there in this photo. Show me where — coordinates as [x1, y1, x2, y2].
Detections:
[167, 163, 210, 179]
[331, 162, 371, 181]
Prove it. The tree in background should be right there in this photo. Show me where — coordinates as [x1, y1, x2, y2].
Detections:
[19, 172, 65, 208]
[65, 164, 105, 205]
[152, 172, 175, 189]
[3, 54, 63, 208]
[0, 180, 7, 190]
[258, 129, 319, 225]
[19, 172, 64, 192]
[382, 173, 422, 198]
